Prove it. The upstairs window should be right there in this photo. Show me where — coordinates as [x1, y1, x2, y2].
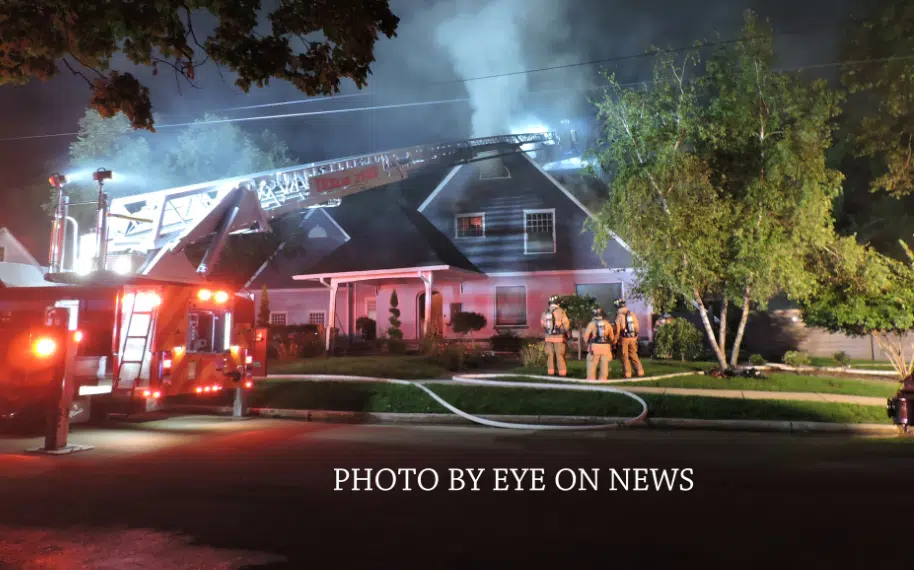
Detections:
[456, 213, 485, 239]
[524, 209, 556, 254]
[270, 312, 287, 326]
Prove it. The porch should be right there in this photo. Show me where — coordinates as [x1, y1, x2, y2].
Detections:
[292, 265, 484, 350]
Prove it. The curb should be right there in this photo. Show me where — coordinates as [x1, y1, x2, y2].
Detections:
[167, 405, 900, 435]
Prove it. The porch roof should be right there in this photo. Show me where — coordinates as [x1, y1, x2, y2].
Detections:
[291, 264, 484, 285]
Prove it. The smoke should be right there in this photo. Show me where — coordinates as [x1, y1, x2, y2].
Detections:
[432, 0, 587, 138]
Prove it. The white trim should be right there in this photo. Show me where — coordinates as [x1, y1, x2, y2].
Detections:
[269, 311, 288, 326]
[520, 153, 632, 254]
[307, 311, 327, 326]
[523, 208, 557, 255]
[317, 208, 351, 242]
[418, 166, 463, 212]
[455, 212, 486, 239]
[255, 287, 329, 294]
[494, 284, 528, 327]
[486, 268, 630, 277]
[293, 264, 451, 281]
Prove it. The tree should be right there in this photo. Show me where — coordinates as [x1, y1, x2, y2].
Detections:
[587, 11, 844, 371]
[800, 236, 914, 381]
[387, 290, 402, 340]
[258, 285, 271, 326]
[0, 1, 400, 130]
[841, 1, 914, 198]
[557, 294, 597, 360]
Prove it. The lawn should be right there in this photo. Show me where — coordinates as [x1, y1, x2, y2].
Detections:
[806, 357, 894, 371]
[513, 357, 715, 379]
[613, 372, 899, 398]
[268, 356, 452, 379]
[174, 379, 892, 424]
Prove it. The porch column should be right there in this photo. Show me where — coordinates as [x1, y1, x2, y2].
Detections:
[326, 280, 339, 351]
[420, 271, 433, 337]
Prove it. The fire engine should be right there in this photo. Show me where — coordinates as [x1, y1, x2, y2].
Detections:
[1, 130, 569, 428]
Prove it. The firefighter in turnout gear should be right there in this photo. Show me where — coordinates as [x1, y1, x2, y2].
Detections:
[584, 306, 615, 380]
[541, 295, 571, 376]
[613, 298, 644, 378]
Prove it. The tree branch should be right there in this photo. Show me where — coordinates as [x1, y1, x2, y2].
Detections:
[61, 58, 93, 88]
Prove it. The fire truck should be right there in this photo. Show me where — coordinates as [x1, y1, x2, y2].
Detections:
[1, 130, 569, 428]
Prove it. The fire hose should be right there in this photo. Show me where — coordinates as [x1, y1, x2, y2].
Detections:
[264, 374, 649, 431]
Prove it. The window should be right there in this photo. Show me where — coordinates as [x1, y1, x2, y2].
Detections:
[308, 224, 328, 238]
[576, 283, 624, 320]
[366, 299, 377, 321]
[455, 213, 485, 238]
[0, 247, 6, 262]
[495, 286, 526, 327]
[270, 312, 287, 326]
[449, 302, 463, 317]
[524, 209, 556, 254]
[308, 312, 326, 326]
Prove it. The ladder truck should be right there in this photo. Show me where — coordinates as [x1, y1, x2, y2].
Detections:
[1, 131, 563, 434]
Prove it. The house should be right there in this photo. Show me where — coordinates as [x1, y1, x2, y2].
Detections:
[246, 153, 652, 348]
[0, 228, 57, 287]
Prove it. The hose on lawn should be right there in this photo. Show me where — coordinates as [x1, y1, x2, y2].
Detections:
[266, 374, 649, 431]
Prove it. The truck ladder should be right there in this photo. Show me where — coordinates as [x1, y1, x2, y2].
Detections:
[115, 292, 158, 399]
[105, 132, 559, 251]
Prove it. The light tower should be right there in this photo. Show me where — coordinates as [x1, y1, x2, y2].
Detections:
[92, 168, 113, 273]
[47, 173, 68, 273]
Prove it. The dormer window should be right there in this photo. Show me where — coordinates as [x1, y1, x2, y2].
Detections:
[455, 213, 485, 239]
[524, 209, 556, 254]
[478, 158, 511, 179]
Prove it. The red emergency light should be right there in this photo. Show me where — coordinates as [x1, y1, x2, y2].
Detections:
[73, 330, 84, 343]
[31, 337, 57, 358]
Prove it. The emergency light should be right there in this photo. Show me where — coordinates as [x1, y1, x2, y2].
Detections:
[31, 337, 57, 358]
[214, 290, 229, 303]
[197, 289, 212, 301]
[73, 330, 83, 343]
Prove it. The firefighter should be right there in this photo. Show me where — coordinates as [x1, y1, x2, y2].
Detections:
[540, 295, 570, 376]
[613, 298, 644, 378]
[584, 306, 615, 380]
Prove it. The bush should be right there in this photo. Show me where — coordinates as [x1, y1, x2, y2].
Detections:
[520, 342, 546, 367]
[749, 354, 766, 366]
[491, 329, 523, 353]
[387, 339, 406, 355]
[783, 351, 810, 367]
[452, 312, 487, 337]
[356, 317, 376, 340]
[652, 318, 703, 361]
[833, 351, 851, 368]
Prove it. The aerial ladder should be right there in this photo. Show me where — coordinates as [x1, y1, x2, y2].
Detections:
[44, 131, 564, 284]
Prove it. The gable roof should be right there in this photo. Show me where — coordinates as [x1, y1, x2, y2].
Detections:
[293, 196, 481, 277]
[0, 227, 41, 266]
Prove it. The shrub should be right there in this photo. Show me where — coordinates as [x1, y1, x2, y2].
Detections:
[490, 329, 523, 353]
[652, 318, 703, 361]
[832, 351, 851, 368]
[387, 339, 406, 355]
[520, 342, 547, 367]
[783, 351, 810, 367]
[356, 317, 376, 340]
[749, 354, 766, 366]
[388, 290, 403, 340]
[452, 312, 487, 337]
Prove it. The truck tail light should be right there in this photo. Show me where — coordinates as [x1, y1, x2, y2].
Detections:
[195, 387, 203, 394]
[32, 337, 57, 358]
[244, 381, 253, 389]
[73, 330, 84, 343]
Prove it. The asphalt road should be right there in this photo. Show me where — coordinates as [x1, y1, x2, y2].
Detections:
[1, 415, 914, 569]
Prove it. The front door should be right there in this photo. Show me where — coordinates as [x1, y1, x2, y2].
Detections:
[417, 292, 444, 337]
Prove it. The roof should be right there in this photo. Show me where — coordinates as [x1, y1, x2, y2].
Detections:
[0, 227, 41, 267]
[295, 197, 481, 276]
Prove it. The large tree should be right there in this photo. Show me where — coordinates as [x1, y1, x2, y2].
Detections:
[0, 1, 400, 130]
[588, 12, 844, 370]
[841, 0, 914, 198]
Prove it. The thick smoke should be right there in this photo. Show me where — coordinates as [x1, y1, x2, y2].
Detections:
[432, 0, 587, 138]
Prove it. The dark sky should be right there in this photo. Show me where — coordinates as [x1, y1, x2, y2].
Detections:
[0, 0, 860, 258]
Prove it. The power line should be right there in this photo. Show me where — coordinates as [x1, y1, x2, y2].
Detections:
[2, 52, 912, 143]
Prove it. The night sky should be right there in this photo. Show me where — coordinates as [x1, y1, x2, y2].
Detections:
[0, 0, 859, 258]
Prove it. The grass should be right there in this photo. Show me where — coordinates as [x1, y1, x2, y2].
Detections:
[806, 357, 894, 370]
[173, 379, 892, 424]
[513, 357, 715, 379]
[613, 372, 898, 398]
[268, 356, 452, 380]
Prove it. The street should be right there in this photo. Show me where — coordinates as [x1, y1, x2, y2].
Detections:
[1, 415, 913, 569]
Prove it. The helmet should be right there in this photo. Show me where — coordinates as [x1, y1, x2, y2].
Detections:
[593, 306, 604, 318]
[548, 295, 560, 306]
[613, 298, 626, 309]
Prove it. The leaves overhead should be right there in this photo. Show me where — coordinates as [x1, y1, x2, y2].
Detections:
[0, 1, 400, 131]
[841, 0, 914, 197]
